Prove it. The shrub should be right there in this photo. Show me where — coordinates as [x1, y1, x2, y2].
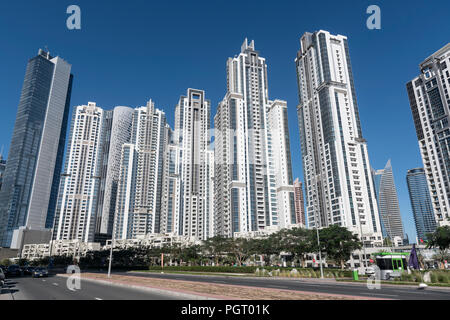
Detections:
[436, 272, 449, 283]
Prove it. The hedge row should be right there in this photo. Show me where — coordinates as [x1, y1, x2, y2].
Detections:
[147, 265, 353, 277]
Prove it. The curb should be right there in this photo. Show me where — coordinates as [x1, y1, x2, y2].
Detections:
[129, 271, 339, 282]
[58, 274, 235, 300]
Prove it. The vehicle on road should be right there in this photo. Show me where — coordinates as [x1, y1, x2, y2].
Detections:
[376, 252, 409, 280]
[6, 264, 23, 277]
[23, 266, 35, 276]
[32, 267, 49, 278]
[0, 267, 5, 287]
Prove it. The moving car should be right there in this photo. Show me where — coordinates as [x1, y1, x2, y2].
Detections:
[32, 267, 49, 278]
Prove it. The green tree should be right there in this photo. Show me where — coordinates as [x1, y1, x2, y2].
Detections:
[317, 225, 362, 269]
[201, 236, 231, 266]
[228, 238, 257, 266]
[427, 226, 450, 269]
[283, 228, 314, 267]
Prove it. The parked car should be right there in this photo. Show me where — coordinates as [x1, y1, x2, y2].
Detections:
[0, 268, 5, 287]
[23, 266, 35, 276]
[32, 267, 48, 278]
[6, 265, 23, 277]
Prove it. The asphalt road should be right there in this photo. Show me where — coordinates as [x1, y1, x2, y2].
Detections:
[121, 271, 450, 300]
[1, 275, 181, 300]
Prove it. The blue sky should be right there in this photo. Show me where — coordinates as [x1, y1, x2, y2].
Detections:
[0, 0, 449, 242]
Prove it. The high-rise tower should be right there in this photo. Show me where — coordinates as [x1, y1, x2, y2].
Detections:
[0, 49, 73, 248]
[114, 101, 167, 239]
[54, 103, 105, 242]
[215, 39, 295, 237]
[175, 89, 212, 240]
[295, 31, 382, 246]
[406, 44, 450, 227]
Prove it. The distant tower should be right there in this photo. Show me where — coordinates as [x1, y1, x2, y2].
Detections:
[0, 49, 73, 248]
[372, 160, 405, 240]
[407, 168, 437, 241]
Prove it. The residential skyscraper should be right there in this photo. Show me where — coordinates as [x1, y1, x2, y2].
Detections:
[406, 168, 437, 241]
[95, 106, 134, 241]
[295, 31, 382, 246]
[0, 49, 73, 248]
[175, 89, 212, 240]
[372, 160, 405, 240]
[160, 127, 182, 235]
[214, 39, 295, 237]
[293, 178, 306, 226]
[406, 43, 450, 227]
[54, 103, 105, 242]
[114, 101, 167, 239]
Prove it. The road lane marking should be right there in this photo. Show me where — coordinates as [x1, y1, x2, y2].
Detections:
[52, 283, 59, 286]
[95, 297, 103, 300]
[359, 292, 398, 297]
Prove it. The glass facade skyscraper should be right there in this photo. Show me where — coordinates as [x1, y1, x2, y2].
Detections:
[0, 49, 73, 248]
[372, 160, 405, 241]
[407, 168, 437, 241]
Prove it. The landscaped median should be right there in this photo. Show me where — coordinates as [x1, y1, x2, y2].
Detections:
[146, 266, 353, 279]
[58, 272, 378, 300]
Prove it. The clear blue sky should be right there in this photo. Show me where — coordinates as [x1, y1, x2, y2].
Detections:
[1, 0, 449, 242]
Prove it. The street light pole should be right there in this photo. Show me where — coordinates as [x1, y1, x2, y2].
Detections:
[107, 213, 117, 278]
[313, 174, 324, 279]
[316, 225, 324, 278]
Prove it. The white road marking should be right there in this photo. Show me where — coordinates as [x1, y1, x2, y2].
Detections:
[52, 283, 59, 286]
[42, 280, 46, 282]
[360, 292, 398, 297]
[95, 297, 103, 300]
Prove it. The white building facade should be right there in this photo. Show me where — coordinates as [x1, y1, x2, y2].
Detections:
[406, 43, 450, 227]
[214, 39, 296, 238]
[54, 103, 105, 242]
[114, 101, 167, 240]
[175, 89, 212, 240]
[295, 31, 382, 246]
[95, 106, 134, 239]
